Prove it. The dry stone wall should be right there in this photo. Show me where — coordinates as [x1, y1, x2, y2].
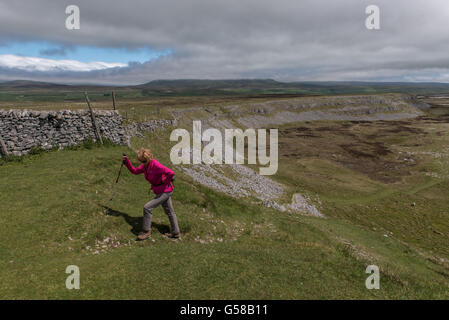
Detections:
[0, 109, 176, 157]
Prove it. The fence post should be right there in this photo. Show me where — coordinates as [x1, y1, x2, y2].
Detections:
[0, 136, 8, 157]
[84, 92, 103, 145]
[112, 91, 116, 111]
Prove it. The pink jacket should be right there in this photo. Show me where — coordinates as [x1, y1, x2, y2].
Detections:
[124, 157, 175, 194]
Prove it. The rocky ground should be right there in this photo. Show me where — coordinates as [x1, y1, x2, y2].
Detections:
[169, 94, 428, 217]
[178, 163, 323, 216]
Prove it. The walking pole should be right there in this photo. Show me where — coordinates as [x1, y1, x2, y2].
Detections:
[109, 153, 127, 201]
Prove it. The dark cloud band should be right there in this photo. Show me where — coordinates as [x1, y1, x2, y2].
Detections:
[0, 0, 448, 84]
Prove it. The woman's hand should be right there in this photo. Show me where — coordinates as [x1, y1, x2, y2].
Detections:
[122, 155, 128, 164]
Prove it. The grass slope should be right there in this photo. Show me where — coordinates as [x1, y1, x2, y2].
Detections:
[1, 114, 449, 298]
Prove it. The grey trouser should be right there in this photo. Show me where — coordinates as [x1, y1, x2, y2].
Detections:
[143, 191, 180, 234]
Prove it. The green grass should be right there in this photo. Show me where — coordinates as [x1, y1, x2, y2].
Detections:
[1, 116, 449, 299]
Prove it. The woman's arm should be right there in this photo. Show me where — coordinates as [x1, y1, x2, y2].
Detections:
[123, 157, 145, 175]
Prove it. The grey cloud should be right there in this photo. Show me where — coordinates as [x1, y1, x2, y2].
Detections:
[0, 0, 449, 84]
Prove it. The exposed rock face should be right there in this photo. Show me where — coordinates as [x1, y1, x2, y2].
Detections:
[233, 94, 428, 128]
[178, 164, 284, 201]
[0, 109, 176, 157]
[287, 193, 323, 218]
[123, 119, 177, 144]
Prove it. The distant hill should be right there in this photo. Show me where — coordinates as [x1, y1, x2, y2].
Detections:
[135, 79, 449, 96]
[0, 80, 70, 90]
[1, 79, 449, 97]
[135, 79, 289, 95]
[137, 79, 281, 89]
[0, 80, 118, 92]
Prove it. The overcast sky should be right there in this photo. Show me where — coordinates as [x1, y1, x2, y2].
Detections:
[0, 0, 448, 85]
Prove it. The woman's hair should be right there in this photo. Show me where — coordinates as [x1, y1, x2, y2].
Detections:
[137, 148, 153, 163]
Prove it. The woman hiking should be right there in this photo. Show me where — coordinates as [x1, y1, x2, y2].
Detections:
[122, 148, 180, 241]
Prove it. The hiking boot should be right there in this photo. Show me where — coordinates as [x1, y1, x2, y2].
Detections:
[164, 232, 180, 239]
[136, 230, 151, 241]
